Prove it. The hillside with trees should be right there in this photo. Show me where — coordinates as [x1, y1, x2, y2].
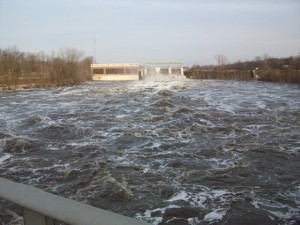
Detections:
[0, 47, 93, 90]
[186, 54, 300, 83]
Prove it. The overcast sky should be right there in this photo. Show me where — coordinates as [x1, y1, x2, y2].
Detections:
[0, 0, 299, 65]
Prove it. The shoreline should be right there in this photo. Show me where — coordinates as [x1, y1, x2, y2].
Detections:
[184, 69, 300, 84]
[1, 70, 299, 92]
[0, 83, 83, 91]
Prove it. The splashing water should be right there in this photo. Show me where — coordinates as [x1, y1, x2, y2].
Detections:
[0, 80, 299, 225]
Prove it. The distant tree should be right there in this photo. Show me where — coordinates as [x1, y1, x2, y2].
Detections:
[215, 54, 227, 76]
[50, 56, 67, 85]
[254, 56, 262, 69]
[0, 47, 24, 88]
[262, 54, 270, 71]
[285, 56, 295, 69]
[60, 48, 84, 84]
[295, 54, 300, 70]
[80, 56, 93, 81]
[0, 47, 95, 87]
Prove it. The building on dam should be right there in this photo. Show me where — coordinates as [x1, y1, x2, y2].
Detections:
[91, 62, 184, 81]
[140, 62, 184, 77]
[91, 63, 140, 81]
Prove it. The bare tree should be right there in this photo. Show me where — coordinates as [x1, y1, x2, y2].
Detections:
[60, 48, 83, 84]
[0, 47, 24, 88]
[1, 47, 92, 88]
[254, 56, 261, 69]
[50, 57, 66, 85]
[80, 56, 93, 81]
[215, 54, 227, 76]
[262, 54, 270, 71]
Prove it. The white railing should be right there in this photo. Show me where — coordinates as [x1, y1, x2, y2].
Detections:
[0, 178, 150, 225]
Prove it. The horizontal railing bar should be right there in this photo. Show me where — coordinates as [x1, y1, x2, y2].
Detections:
[0, 178, 149, 225]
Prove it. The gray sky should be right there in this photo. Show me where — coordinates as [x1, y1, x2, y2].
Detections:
[0, 0, 299, 65]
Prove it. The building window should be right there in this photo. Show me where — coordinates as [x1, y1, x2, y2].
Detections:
[93, 69, 104, 74]
[126, 68, 138, 74]
[106, 68, 124, 74]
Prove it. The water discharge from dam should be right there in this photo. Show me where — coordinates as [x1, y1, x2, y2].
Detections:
[0, 78, 299, 225]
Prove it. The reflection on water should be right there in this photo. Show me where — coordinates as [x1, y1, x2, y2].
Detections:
[0, 79, 300, 225]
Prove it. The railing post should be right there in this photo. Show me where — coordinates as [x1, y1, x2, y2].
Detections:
[23, 208, 55, 225]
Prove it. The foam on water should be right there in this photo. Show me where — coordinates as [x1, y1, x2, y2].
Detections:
[136, 205, 181, 225]
[0, 80, 299, 225]
[251, 185, 300, 223]
[142, 73, 187, 82]
[203, 209, 226, 222]
[0, 154, 12, 164]
[138, 188, 230, 224]
[167, 191, 191, 203]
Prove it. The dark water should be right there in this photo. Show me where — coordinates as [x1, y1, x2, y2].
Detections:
[0, 78, 300, 225]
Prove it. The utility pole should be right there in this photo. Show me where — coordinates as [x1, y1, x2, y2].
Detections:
[93, 38, 96, 63]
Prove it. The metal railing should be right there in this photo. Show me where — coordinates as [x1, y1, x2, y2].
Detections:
[0, 178, 150, 225]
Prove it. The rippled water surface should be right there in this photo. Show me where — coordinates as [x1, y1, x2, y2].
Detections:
[0, 79, 300, 225]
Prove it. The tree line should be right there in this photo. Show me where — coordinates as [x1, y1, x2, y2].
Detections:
[186, 54, 300, 83]
[0, 47, 93, 89]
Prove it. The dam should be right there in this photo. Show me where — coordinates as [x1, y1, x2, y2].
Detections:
[141, 62, 184, 76]
[91, 62, 184, 81]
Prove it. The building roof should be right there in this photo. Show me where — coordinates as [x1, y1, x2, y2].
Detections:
[91, 63, 139, 68]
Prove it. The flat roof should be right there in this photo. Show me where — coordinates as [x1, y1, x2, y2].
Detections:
[91, 63, 139, 68]
[145, 62, 182, 66]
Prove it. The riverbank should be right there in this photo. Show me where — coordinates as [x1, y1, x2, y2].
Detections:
[0, 74, 88, 91]
[184, 70, 253, 81]
[252, 69, 300, 83]
[0, 82, 84, 91]
[1, 69, 299, 92]
[184, 69, 300, 84]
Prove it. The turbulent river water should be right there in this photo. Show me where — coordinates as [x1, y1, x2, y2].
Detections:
[0, 78, 300, 225]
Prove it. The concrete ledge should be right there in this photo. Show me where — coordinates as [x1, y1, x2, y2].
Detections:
[0, 178, 149, 225]
[92, 74, 140, 81]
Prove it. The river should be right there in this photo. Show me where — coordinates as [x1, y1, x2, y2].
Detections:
[0, 78, 299, 225]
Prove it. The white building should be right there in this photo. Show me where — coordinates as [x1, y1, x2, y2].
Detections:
[91, 63, 140, 81]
